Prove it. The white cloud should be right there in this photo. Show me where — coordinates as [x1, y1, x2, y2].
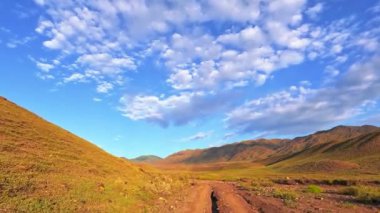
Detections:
[267, 0, 306, 25]
[6, 36, 34, 49]
[226, 56, 380, 134]
[306, 3, 324, 19]
[119, 92, 202, 126]
[33, 0, 371, 94]
[64, 73, 85, 83]
[265, 21, 310, 49]
[182, 131, 213, 142]
[31, 0, 380, 130]
[33, 0, 44, 6]
[223, 132, 236, 140]
[324, 65, 340, 78]
[36, 62, 54, 72]
[356, 38, 379, 52]
[217, 26, 267, 49]
[96, 82, 114, 93]
[77, 53, 136, 74]
[93, 97, 102, 102]
[119, 91, 233, 126]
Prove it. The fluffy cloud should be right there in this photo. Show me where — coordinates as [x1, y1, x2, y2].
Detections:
[96, 82, 114, 94]
[119, 91, 233, 126]
[36, 61, 54, 72]
[33, 0, 312, 94]
[226, 56, 380, 134]
[306, 3, 324, 19]
[182, 131, 213, 142]
[32, 0, 380, 130]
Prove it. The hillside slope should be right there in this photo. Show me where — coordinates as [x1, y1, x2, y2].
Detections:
[271, 129, 380, 172]
[266, 125, 380, 164]
[0, 97, 166, 212]
[162, 125, 380, 173]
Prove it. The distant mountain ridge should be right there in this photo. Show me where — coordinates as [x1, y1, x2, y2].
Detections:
[159, 125, 380, 172]
[130, 155, 162, 163]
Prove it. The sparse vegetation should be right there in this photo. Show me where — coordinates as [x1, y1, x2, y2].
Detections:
[273, 189, 298, 206]
[341, 186, 360, 196]
[0, 97, 189, 212]
[341, 186, 380, 204]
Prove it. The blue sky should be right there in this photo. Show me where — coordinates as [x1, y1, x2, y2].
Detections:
[0, 0, 379, 158]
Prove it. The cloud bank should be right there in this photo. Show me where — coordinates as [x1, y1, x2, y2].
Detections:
[31, 0, 380, 135]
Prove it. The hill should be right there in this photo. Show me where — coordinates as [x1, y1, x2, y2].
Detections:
[162, 125, 380, 172]
[0, 97, 174, 212]
[163, 139, 288, 164]
[270, 129, 380, 172]
[130, 155, 163, 163]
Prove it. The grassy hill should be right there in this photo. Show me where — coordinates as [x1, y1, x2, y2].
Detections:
[130, 155, 163, 163]
[270, 129, 380, 173]
[0, 97, 181, 212]
[162, 125, 380, 173]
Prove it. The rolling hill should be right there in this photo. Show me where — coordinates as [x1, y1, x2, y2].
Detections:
[161, 125, 380, 172]
[0, 97, 172, 212]
[270, 129, 380, 172]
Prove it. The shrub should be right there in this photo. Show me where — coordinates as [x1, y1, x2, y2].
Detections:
[306, 185, 323, 194]
[341, 186, 359, 196]
[273, 189, 298, 205]
[332, 179, 349, 186]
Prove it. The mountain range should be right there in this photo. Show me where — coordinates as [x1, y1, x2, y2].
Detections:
[152, 125, 380, 173]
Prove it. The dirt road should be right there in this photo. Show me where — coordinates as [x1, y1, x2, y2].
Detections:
[173, 181, 255, 213]
[156, 180, 379, 213]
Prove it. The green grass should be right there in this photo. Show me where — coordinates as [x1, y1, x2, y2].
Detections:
[305, 185, 323, 194]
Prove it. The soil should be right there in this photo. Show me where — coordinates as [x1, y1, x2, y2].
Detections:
[156, 180, 380, 213]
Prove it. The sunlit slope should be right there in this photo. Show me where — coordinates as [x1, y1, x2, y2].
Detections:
[162, 125, 380, 174]
[0, 97, 156, 212]
[270, 130, 380, 172]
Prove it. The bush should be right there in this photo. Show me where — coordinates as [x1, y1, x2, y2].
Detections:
[306, 185, 323, 194]
[341, 186, 359, 196]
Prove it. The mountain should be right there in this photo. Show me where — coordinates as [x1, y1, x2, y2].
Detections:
[0, 97, 158, 211]
[162, 125, 380, 172]
[162, 139, 289, 164]
[130, 155, 162, 163]
[269, 127, 380, 172]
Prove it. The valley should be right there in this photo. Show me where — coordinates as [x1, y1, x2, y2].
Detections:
[1, 96, 379, 212]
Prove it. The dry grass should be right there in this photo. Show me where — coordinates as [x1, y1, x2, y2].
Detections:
[0, 97, 188, 212]
[341, 186, 380, 204]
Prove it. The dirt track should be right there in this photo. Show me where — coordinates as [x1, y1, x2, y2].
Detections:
[174, 181, 255, 213]
[158, 180, 379, 213]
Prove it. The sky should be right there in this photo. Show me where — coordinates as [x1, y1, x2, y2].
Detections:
[0, 0, 379, 158]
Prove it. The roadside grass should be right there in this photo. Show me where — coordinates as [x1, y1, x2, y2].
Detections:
[272, 189, 298, 207]
[340, 186, 380, 204]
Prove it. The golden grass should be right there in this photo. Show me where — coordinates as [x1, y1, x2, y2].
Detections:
[0, 97, 188, 212]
